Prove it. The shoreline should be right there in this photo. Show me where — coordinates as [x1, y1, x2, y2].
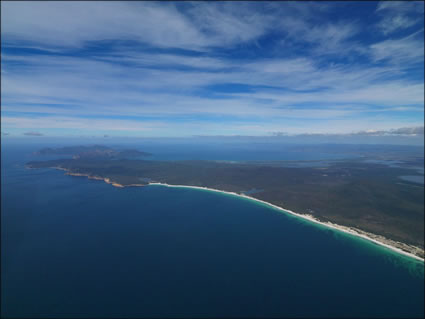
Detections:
[51, 167, 145, 188]
[29, 165, 424, 262]
[148, 182, 425, 263]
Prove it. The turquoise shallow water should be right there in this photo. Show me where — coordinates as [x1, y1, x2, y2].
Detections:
[1, 144, 424, 318]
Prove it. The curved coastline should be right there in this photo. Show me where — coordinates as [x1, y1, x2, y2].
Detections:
[30, 165, 424, 263]
[148, 182, 425, 263]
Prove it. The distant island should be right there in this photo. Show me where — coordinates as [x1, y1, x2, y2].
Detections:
[34, 145, 152, 159]
[27, 147, 424, 260]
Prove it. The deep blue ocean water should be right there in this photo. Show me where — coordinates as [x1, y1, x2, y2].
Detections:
[1, 143, 424, 318]
[399, 175, 425, 185]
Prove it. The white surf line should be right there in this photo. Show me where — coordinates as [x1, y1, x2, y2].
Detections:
[148, 182, 424, 263]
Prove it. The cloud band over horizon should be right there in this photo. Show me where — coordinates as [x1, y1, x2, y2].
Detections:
[1, 1, 424, 140]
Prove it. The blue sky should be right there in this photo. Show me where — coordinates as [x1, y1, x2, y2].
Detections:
[1, 1, 424, 139]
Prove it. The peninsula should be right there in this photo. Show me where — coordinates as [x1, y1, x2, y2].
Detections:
[34, 145, 152, 159]
[27, 149, 424, 260]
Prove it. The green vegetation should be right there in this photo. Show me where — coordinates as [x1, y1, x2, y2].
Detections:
[27, 157, 424, 249]
[34, 145, 152, 159]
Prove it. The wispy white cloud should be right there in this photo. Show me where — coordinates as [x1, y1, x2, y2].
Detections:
[0, 1, 363, 55]
[2, 52, 423, 121]
[1, 2, 207, 49]
[376, 1, 424, 35]
[1, 1, 277, 50]
[184, 2, 273, 47]
[369, 30, 424, 65]
[1, 2, 423, 137]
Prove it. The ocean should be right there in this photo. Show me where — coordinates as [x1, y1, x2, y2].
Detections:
[1, 143, 424, 318]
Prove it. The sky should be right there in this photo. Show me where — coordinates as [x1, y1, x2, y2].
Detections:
[1, 1, 424, 142]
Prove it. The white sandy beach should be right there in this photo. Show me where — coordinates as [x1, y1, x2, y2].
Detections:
[28, 165, 425, 262]
[148, 182, 425, 263]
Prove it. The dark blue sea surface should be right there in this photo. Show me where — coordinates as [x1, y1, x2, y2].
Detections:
[399, 175, 425, 185]
[1, 144, 424, 318]
[115, 142, 357, 161]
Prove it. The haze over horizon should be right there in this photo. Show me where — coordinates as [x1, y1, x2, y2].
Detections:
[1, 1, 424, 144]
